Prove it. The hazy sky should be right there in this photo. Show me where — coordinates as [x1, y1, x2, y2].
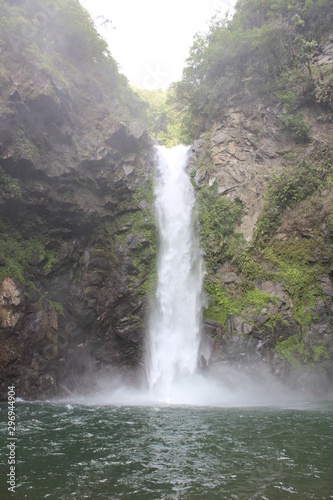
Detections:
[79, 0, 235, 89]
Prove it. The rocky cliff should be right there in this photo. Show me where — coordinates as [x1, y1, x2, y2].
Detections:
[0, 0, 156, 400]
[190, 34, 333, 395]
[1, 0, 333, 400]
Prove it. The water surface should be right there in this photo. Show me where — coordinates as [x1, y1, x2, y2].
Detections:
[1, 401, 332, 499]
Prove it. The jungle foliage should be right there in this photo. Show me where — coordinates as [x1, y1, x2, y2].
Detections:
[133, 87, 193, 146]
[173, 0, 333, 137]
[0, 0, 145, 119]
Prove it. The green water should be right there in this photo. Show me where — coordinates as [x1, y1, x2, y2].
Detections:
[1, 401, 333, 499]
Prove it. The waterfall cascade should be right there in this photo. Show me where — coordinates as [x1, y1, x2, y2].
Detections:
[89, 145, 293, 406]
[146, 145, 204, 400]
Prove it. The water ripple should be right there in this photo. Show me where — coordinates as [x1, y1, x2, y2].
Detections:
[0, 402, 332, 498]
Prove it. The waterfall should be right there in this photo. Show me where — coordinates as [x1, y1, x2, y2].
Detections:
[147, 145, 204, 399]
[81, 145, 294, 406]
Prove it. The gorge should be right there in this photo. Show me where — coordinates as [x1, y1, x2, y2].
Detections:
[0, 0, 333, 402]
[1, 0, 333, 498]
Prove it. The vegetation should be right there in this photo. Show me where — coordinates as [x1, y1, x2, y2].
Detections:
[133, 87, 192, 146]
[0, 0, 332, 376]
[0, 167, 21, 201]
[0, 220, 59, 284]
[275, 333, 330, 369]
[254, 143, 333, 245]
[0, 0, 116, 71]
[0, 0, 145, 121]
[204, 280, 277, 325]
[198, 186, 244, 272]
[193, 40, 333, 359]
[173, 0, 333, 138]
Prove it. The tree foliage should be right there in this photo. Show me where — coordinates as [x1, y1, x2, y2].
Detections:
[174, 0, 333, 136]
[133, 86, 193, 146]
[0, 0, 130, 100]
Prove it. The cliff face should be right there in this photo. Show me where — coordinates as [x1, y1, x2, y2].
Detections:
[0, 0, 156, 400]
[190, 35, 333, 394]
[1, 0, 333, 400]
[0, 92, 156, 400]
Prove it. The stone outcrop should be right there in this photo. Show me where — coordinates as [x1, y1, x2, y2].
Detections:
[0, 278, 22, 328]
[191, 103, 293, 242]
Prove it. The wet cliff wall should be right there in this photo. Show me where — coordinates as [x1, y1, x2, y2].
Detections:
[189, 34, 333, 394]
[0, 0, 156, 399]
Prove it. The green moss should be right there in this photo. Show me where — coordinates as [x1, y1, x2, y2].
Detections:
[243, 287, 277, 311]
[104, 182, 158, 299]
[200, 141, 333, 340]
[198, 186, 244, 272]
[13, 132, 42, 166]
[275, 334, 309, 369]
[0, 167, 22, 201]
[204, 279, 276, 326]
[204, 281, 238, 324]
[263, 240, 325, 326]
[311, 341, 331, 364]
[0, 221, 58, 284]
[133, 176, 155, 206]
[235, 251, 271, 281]
[275, 334, 331, 369]
[49, 301, 65, 317]
[37, 296, 65, 317]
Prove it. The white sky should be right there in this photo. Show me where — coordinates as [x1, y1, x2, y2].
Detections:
[79, 0, 235, 89]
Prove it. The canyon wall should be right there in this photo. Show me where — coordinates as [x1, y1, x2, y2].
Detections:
[190, 36, 333, 394]
[0, 0, 156, 399]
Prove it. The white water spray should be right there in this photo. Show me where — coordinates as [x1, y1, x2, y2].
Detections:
[146, 145, 204, 399]
[74, 146, 298, 407]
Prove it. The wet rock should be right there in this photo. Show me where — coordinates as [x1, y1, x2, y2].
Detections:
[320, 276, 333, 297]
[128, 121, 146, 140]
[105, 121, 146, 154]
[0, 278, 22, 328]
[258, 281, 287, 304]
[222, 272, 239, 284]
[195, 169, 207, 184]
[231, 317, 253, 335]
[123, 165, 135, 176]
[248, 314, 269, 327]
[233, 317, 243, 334]
[192, 138, 205, 151]
[9, 90, 21, 102]
[190, 103, 294, 242]
[243, 323, 253, 335]
[0, 82, 156, 401]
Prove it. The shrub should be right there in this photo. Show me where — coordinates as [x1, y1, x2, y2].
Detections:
[279, 112, 310, 143]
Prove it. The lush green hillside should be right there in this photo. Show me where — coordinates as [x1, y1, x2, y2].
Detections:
[174, 0, 332, 138]
[0, 0, 145, 121]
